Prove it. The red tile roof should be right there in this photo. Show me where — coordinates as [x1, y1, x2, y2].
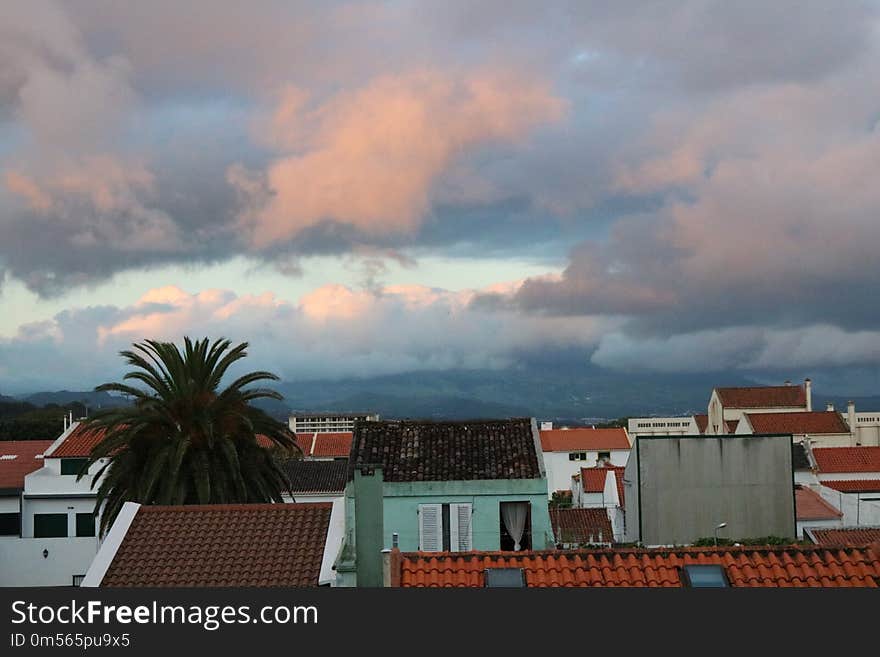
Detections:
[311, 432, 353, 458]
[100, 503, 332, 587]
[745, 411, 850, 435]
[51, 423, 293, 458]
[0, 440, 53, 490]
[548, 507, 613, 545]
[47, 423, 107, 458]
[715, 385, 807, 409]
[694, 414, 709, 434]
[398, 545, 880, 587]
[795, 486, 842, 521]
[540, 428, 630, 452]
[580, 466, 625, 508]
[813, 447, 880, 474]
[295, 433, 314, 456]
[808, 528, 880, 547]
[822, 480, 880, 493]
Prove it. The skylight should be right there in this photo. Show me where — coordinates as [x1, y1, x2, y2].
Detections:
[484, 568, 526, 588]
[680, 564, 729, 588]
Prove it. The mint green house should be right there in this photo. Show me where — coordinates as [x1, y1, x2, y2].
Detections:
[335, 418, 554, 586]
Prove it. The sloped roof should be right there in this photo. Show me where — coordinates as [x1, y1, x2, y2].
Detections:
[398, 545, 880, 587]
[822, 480, 880, 493]
[284, 460, 348, 494]
[808, 527, 880, 547]
[539, 428, 630, 452]
[99, 503, 332, 587]
[47, 424, 107, 457]
[745, 411, 849, 435]
[715, 385, 807, 409]
[348, 418, 541, 483]
[549, 507, 613, 545]
[795, 486, 843, 521]
[580, 466, 625, 508]
[694, 414, 709, 434]
[0, 440, 53, 491]
[311, 433, 353, 458]
[813, 447, 880, 473]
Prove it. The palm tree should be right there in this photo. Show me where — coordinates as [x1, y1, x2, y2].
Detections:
[79, 337, 297, 536]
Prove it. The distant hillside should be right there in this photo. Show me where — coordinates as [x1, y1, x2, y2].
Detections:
[19, 390, 131, 410]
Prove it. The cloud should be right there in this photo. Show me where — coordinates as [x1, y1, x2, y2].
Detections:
[232, 70, 565, 247]
[0, 281, 610, 391]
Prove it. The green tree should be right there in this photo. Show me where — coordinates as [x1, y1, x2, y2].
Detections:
[80, 337, 297, 536]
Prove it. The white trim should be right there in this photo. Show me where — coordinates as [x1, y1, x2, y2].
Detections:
[319, 498, 345, 586]
[80, 501, 141, 587]
[43, 421, 81, 458]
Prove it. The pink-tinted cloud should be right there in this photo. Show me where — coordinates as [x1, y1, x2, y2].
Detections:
[232, 70, 566, 247]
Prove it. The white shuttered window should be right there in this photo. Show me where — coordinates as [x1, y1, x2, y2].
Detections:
[418, 504, 443, 552]
[449, 503, 473, 551]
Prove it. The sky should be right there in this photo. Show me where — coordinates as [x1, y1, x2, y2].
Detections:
[1, 1, 880, 393]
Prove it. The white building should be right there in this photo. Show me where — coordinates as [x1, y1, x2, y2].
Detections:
[1, 422, 106, 586]
[288, 412, 379, 434]
[735, 410, 854, 448]
[627, 417, 699, 437]
[539, 425, 630, 495]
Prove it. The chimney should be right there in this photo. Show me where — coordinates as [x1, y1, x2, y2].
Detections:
[382, 547, 402, 587]
[353, 465, 385, 587]
[804, 378, 812, 412]
[826, 403, 835, 412]
[784, 380, 791, 386]
[848, 401, 856, 445]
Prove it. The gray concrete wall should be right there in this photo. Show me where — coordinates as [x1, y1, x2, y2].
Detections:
[632, 434, 795, 545]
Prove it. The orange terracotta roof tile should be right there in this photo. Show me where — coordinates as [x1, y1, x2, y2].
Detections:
[47, 424, 108, 458]
[795, 486, 842, 520]
[813, 447, 880, 473]
[549, 507, 612, 544]
[716, 385, 807, 409]
[808, 527, 880, 547]
[540, 428, 630, 452]
[745, 411, 850, 435]
[0, 440, 53, 490]
[295, 433, 315, 456]
[100, 503, 331, 587]
[311, 432, 353, 458]
[398, 544, 880, 587]
[822, 480, 880, 493]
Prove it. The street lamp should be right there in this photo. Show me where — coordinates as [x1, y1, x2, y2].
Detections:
[713, 522, 727, 546]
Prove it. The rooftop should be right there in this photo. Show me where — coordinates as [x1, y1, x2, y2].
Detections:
[795, 486, 843, 521]
[99, 503, 332, 587]
[0, 440, 53, 491]
[548, 507, 613, 545]
[348, 418, 542, 483]
[813, 447, 880, 473]
[745, 411, 849, 435]
[580, 466, 625, 508]
[822, 480, 880, 494]
[311, 433, 353, 458]
[715, 385, 807, 409]
[807, 527, 880, 547]
[47, 423, 106, 458]
[397, 544, 880, 587]
[284, 460, 348, 494]
[539, 427, 630, 452]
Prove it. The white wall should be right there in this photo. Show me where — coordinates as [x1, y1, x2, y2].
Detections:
[21, 497, 98, 538]
[818, 486, 880, 526]
[796, 518, 842, 539]
[0, 496, 19, 515]
[0, 536, 99, 587]
[627, 417, 697, 437]
[543, 450, 629, 496]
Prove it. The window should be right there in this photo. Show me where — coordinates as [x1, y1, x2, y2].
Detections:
[75, 512, 95, 537]
[61, 458, 89, 475]
[499, 502, 531, 551]
[598, 451, 611, 461]
[72, 575, 85, 587]
[34, 513, 67, 538]
[418, 503, 472, 552]
[568, 452, 587, 461]
[484, 568, 526, 588]
[680, 564, 729, 588]
[0, 512, 20, 536]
